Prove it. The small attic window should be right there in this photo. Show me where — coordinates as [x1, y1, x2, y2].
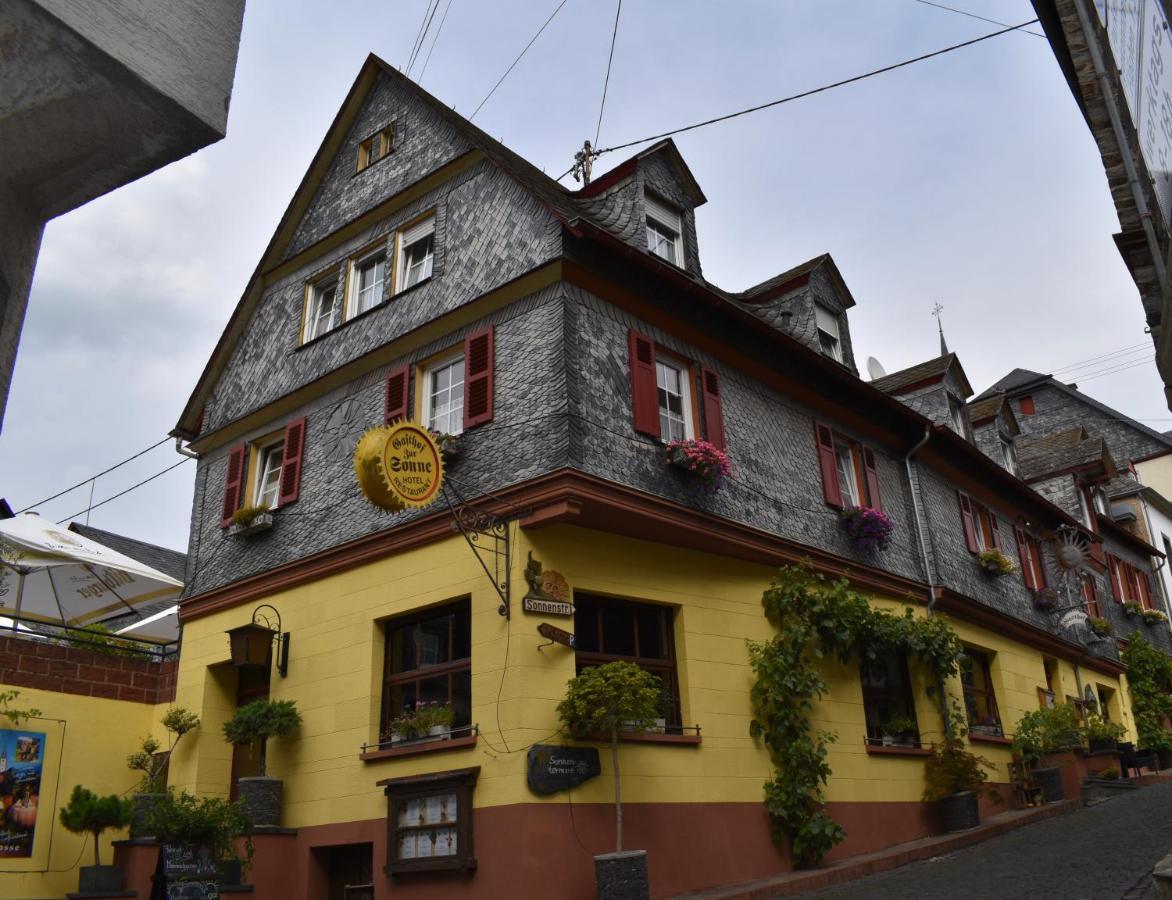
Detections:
[645, 194, 682, 266]
[947, 394, 970, 439]
[357, 123, 396, 172]
[814, 304, 842, 362]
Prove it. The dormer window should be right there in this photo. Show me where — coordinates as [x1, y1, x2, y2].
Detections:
[645, 194, 682, 266]
[1000, 435, 1018, 476]
[357, 123, 396, 172]
[947, 394, 970, 439]
[814, 305, 842, 362]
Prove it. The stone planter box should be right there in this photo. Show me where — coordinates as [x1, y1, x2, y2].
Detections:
[228, 511, 274, 538]
[595, 849, 650, 900]
[936, 791, 979, 832]
[78, 864, 124, 893]
[237, 776, 283, 827]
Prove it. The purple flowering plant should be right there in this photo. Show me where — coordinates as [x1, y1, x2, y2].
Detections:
[840, 505, 894, 551]
[664, 439, 731, 492]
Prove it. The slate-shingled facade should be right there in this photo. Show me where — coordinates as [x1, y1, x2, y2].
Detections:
[161, 56, 1172, 900]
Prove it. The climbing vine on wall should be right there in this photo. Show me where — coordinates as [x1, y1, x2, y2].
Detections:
[1121, 634, 1172, 753]
[746, 561, 962, 868]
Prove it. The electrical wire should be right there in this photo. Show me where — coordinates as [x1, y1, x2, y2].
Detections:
[417, 0, 456, 82]
[1071, 356, 1156, 384]
[911, 0, 1045, 37]
[470, 0, 573, 121]
[406, 0, 442, 76]
[17, 436, 172, 513]
[54, 457, 192, 524]
[556, 18, 1039, 179]
[593, 0, 623, 148]
[1049, 342, 1151, 375]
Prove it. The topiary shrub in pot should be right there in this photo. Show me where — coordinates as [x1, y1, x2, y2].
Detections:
[59, 785, 134, 893]
[127, 706, 200, 838]
[222, 699, 301, 828]
[1083, 714, 1126, 755]
[923, 735, 994, 832]
[1012, 704, 1082, 803]
[558, 660, 662, 900]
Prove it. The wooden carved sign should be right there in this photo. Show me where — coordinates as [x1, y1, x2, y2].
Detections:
[522, 551, 573, 616]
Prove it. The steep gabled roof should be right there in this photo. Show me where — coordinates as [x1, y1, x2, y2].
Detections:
[575, 138, 706, 206]
[974, 368, 1048, 400]
[968, 392, 1020, 436]
[871, 353, 973, 398]
[1016, 427, 1116, 482]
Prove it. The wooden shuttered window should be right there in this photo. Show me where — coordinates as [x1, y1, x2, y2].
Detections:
[1082, 574, 1102, 618]
[862, 448, 883, 514]
[220, 444, 247, 527]
[1015, 525, 1046, 591]
[1138, 567, 1155, 610]
[463, 327, 494, 429]
[1108, 555, 1124, 602]
[958, 493, 980, 553]
[629, 330, 659, 437]
[814, 422, 842, 508]
[278, 417, 307, 507]
[384, 366, 410, 424]
[700, 366, 726, 451]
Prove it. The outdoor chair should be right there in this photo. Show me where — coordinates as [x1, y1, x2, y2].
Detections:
[1116, 742, 1157, 778]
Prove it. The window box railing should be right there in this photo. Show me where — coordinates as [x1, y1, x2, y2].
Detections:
[360, 723, 478, 761]
[864, 737, 932, 757]
[574, 724, 702, 745]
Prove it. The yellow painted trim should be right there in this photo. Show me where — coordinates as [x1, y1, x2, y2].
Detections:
[245, 429, 285, 506]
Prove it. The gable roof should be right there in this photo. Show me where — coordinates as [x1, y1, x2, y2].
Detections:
[975, 368, 1048, 399]
[968, 392, 1019, 435]
[1015, 427, 1116, 482]
[871, 353, 973, 398]
[575, 138, 707, 206]
[68, 523, 187, 582]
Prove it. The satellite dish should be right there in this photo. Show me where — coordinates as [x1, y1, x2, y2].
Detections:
[866, 357, 888, 381]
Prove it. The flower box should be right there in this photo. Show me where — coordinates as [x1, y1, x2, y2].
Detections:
[228, 510, 273, 538]
[978, 549, 1017, 577]
[1088, 617, 1113, 637]
[664, 439, 731, 493]
[1124, 602, 1143, 618]
[840, 506, 894, 552]
[1032, 588, 1059, 612]
[1142, 609, 1167, 626]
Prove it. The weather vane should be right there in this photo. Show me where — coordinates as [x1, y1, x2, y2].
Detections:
[931, 301, 949, 355]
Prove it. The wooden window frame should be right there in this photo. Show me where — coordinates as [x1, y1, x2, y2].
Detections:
[302, 269, 343, 344]
[252, 435, 285, 509]
[357, 123, 396, 173]
[960, 647, 1002, 737]
[346, 242, 389, 319]
[1082, 572, 1103, 618]
[381, 767, 478, 875]
[419, 350, 466, 437]
[859, 649, 920, 745]
[394, 214, 436, 295]
[573, 594, 683, 732]
[654, 351, 696, 443]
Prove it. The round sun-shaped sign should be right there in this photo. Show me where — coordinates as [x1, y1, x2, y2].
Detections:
[354, 422, 444, 511]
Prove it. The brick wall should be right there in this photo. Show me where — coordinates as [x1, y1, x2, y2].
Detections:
[0, 635, 177, 704]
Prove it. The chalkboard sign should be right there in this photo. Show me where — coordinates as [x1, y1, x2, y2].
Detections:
[162, 844, 218, 880]
[527, 744, 600, 795]
[166, 880, 217, 900]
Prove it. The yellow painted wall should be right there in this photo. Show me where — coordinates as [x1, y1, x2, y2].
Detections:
[168, 523, 1138, 834]
[1137, 456, 1172, 503]
[0, 686, 169, 900]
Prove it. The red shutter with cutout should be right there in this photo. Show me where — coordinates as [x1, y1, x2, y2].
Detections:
[989, 514, 1004, 553]
[958, 493, 979, 553]
[862, 447, 883, 513]
[278, 417, 307, 507]
[384, 365, 410, 424]
[700, 366, 726, 451]
[1108, 555, 1123, 601]
[220, 443, 247, 527]
[1139, 568, 1155, 610]
[815, 422, 842, 508]
[1015, 525, 1037, 590]
[629, 330, 660, 437]
[463, 327, 494, 429]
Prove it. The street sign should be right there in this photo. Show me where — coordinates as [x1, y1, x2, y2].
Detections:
[537, 622, 575, 648]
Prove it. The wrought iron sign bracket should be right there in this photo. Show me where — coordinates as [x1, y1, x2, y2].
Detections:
[443, 485, 527, 619]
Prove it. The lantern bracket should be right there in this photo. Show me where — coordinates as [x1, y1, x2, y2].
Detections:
[251, 604, 289, 677]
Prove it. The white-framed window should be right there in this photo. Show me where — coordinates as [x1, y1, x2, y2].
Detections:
[254, 440, 285, 509]
[397, 217, 435, 293]
[1001, 436, 1018, 476]
[349, 249, 387, 317]
[655, 357, 693, 442]
[305, 275, 342, 341]
[835, 443, 861, 507]
[424, 353, 465, 436]
[645, 194, 683, 266]
[815, 305, 842, 362]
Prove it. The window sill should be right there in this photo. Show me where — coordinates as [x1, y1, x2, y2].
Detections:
[969, 732, 1012, 746]
[352, 146, 397, 179]
[293, 278, 432, 353]
[360, 733, 477, 762]
[865, 744, 933, 758]
[577, 730, 701, 746]
[386, 856, 477, 876]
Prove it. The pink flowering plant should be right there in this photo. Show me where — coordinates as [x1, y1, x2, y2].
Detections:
[664, 439, 731, 492]
[840, 506, 894, 551]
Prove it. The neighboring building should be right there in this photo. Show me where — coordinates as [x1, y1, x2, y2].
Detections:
[0, 0, 247, 430]
[120, 56, 1172, 899]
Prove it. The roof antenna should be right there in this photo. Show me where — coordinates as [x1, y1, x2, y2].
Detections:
[572, 140, 595, 186]
[932, 301, 949, 356]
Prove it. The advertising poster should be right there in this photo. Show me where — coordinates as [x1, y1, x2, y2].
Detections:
[0, 727, 46, 858]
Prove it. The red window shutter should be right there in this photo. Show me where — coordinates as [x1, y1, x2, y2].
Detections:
[384, 365, 410, 424]
[989, 514, 1004, 553]
[1015, 526, 1037, 590]
[1019, 395, 1036, 416]
[700, 366, 726, 451]
[278, 417, 307, 507]
[1088, 538, 1105, 565]
[1083, 575, 1102, 618]
[1126, 564, 1142, 605]
[958, 493, 979, 553]
[1033, 536, 1048, 588]
[815, 422, 842, 508]
[1139, 569, 1155, 610]
[629, 330, 660, 437]
[861, 447, 883, 513]
[463, 327, 494, 429]
[1108, 555, 1123, 601]
[220, 443, 247, 527]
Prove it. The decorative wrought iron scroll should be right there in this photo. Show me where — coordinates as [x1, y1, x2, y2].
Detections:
[443, 483, 514, 618]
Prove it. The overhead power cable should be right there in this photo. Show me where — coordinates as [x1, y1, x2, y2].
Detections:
[594, 0, 623, 147]
[1047, 342, 1150, 375]
[911, 0, 1045, 37]
[407, 0, 442, 77]
[55, 458, 193, 525]
[470, 0, 572, 121]
[17, 436, 172, 513]
[418, 0, 457, 82]
[557, 17, 1039, 179]
[1068, 356, 1155, 384]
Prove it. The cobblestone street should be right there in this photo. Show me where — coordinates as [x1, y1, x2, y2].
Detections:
[810, 783, 1172, 900]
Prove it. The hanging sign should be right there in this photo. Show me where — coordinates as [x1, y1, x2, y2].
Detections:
[522, 552, 574, 616]
[537, 622, 575, 648]
[355, 422, 444, 512]
[527, 744, 600, 795]
[0, 728, 46, 858]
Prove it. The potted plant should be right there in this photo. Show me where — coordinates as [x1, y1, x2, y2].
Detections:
[1143, 609, 1168, 626]
[557, 661, 662, 899]
[922, 736, 994, 832]
[1011, 704, 1082, 802]
[1083, 714, 1126, 754]
[1088, 616, 1113, 637]
[58, 785, 134, 893]
[880, 715, 919, 747]
[146, 789, 253, 889]
[127, 706, 200, 838]
[1125, 602, 1144, 618]
[228, 504, 273, 537]
[978, 548, 1017, 577]
[1032, 587, 1059, 612]
[222, 699, 301, 827]
[838, 505, 894, 552]
[413, 701, 455, 739]
[664, 438, 731, 493]
[429, 429, 460, 461]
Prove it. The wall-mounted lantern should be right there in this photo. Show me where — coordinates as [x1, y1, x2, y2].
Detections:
[226, 604, 289, 677]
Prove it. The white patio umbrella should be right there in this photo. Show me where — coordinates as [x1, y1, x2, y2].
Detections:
[0, 513, 182, 644]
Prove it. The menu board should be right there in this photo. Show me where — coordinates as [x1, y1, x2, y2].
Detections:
[395, 792, 458, 860]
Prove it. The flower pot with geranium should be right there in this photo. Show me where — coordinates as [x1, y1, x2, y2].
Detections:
[664, 439, 731, 492]
[413, 701, 456, 739]
[1088, 617, 1113, 637]
[1032, 587, 1059, 612]
[839, 506, 894, 552]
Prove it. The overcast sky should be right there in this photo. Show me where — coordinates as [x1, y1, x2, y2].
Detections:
[1, 0, 1164, 554]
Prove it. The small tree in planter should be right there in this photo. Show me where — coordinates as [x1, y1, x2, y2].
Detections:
[922, 734, 995, 832]
[127, 706, 200, 837]
[664, 439, 731, 492]
[1083, 714, 1126, 754]
[222, 699, 301, 827]
[558, 661, 661, 897]
[1011, 704, 1082, 802]
[840, 506, 894, 552]
[59, 785, 134, 893]
[146, 790, 253, 889]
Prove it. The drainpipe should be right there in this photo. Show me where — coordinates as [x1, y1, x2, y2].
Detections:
[1071, 0, 1167, 290]
[174, 436, 199, 459]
